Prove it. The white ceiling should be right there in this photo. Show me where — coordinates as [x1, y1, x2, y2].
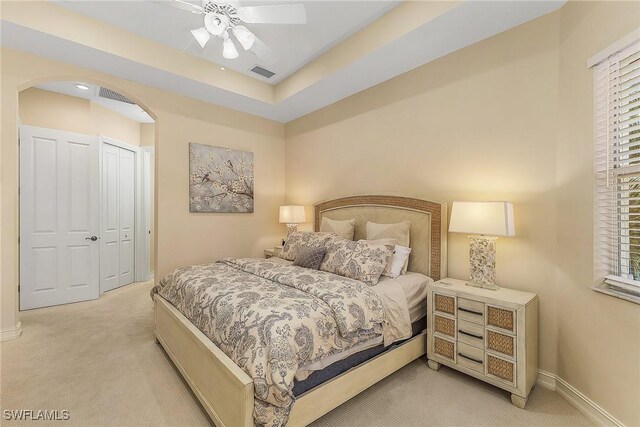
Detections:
[35, 81, 155, 123]
[53, 0, 400, 84]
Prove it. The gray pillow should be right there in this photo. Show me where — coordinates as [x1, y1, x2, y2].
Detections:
[279, 231, 335, 261]
[293, 246, 326, 270]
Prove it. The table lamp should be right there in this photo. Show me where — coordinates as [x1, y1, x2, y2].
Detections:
[448, 201, 515, 290]
[279, 205, 306, 236]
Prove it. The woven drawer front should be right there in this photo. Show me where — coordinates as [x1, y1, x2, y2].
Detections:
[434, 315, 455, 337]
[487, 330, 515, 358]
[434, 337, 455, 360]
[487, 306, 514, 331]
[434, 294, 455, 315]
[487, 355, 515, 383]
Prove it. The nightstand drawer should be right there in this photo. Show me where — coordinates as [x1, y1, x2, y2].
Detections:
[457, 298, 485, 325]
[487, 330, 516, 359]
[433, 336, 456, 362]
[457, 342, 484, 374]
[486, 354, 516, 386]
[433, 314, 456, 338]
[457, 319, 484, 349]
[487, 305, 515, 333]
[434, 293, 456, 316]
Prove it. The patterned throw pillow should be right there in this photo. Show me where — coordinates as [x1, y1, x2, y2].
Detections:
[293, 246, 327, 270]
[366, 221, 411, 275]
[320, 238, 395, 286]
[278, 231, 336, 261]
[320, 217, 356, 240]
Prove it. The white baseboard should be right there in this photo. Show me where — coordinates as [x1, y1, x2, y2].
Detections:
[0, 321, 22, 341]
[535, 369, 557, 391]
[536, 370, 623, 427]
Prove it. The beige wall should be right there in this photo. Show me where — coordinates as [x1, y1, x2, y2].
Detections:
[19, 88, 141, 146]
[287, 7, 562, 374]
[285, 3, 639, 425]
[1, 48, 285, 340]
[556, 2, 640, 424]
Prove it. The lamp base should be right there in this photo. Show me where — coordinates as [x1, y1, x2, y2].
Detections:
[468, 235, 499, 290]
[286, 223, 298, 236]
[465, 281, 500, 291]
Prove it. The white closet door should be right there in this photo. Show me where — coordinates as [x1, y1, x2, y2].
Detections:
[118, 148, 135, 286]
[19, 125, 100, 310]
[101, 144, 120, 291]
[101, 143, 135, 292]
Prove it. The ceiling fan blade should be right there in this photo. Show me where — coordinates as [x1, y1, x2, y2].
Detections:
[250, 36, 277, 66]
[151, 0, 204, 14]
[237, 4, 306, 24]
[226, 0, 242, 10]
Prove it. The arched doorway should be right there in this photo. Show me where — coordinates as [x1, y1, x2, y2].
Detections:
[17, 79, 157, 310]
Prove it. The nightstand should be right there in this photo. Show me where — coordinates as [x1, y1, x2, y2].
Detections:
[426, 278, 538, 408]
[264, 248, 280, 259]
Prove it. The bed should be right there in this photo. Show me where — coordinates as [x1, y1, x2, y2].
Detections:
[153, 195, 447, 426]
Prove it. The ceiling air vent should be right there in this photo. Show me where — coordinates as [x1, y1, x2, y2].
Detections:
[98, 87, 135, 104]
[249, 65, 275, 79]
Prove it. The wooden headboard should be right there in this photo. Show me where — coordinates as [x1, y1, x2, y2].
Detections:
[314, 195, 448, 280]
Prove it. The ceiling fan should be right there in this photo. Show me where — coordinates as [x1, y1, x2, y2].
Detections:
[158, 0, 307, 60]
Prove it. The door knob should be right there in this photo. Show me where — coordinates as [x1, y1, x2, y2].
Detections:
[85, 236, 98, 241]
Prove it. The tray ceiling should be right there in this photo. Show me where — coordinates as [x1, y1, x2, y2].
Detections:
[53, 0, 400, 84]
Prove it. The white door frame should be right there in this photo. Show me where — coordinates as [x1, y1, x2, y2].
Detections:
[141, 146, 154, 281]
[99, 135, 150, 292]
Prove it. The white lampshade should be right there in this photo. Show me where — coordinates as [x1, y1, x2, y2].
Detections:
[449, 201, 515, 237]
[190, 27, 211, 48]
[233, 25, 255, 50]
[222, 36, 239, 59]
[279, 206, 306, 224]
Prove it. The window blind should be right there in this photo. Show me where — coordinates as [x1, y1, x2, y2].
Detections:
[594, 40, 640, 289]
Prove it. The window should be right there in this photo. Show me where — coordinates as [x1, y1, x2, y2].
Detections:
[593, 37, 640, 302]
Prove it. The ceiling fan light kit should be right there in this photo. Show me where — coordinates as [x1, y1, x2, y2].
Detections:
[163, 0, 306, 61]
[204, 12, 229, 36]
[222, 34, 239, 59]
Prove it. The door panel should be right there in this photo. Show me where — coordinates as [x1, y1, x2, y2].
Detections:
[101, 142, 135, 292]
[20, 125, 100, 310]
[69, 245, 92, 288]
[68, 141, 91, 232]
[33, 247, 57, 292]
[33, 137, 57, 233]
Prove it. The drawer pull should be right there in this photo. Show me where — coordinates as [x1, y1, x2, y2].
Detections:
[458, 307, 483, 316]
[458, 330, 483, 340]
[458, 353, 483, 364]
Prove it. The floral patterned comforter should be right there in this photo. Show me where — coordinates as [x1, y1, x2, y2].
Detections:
[151, 258, 386, 426]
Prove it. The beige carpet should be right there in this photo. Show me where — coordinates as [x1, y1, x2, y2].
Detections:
[1, 281, 592, 427]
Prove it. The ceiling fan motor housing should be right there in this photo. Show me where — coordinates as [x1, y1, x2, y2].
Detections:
[203, 1, 241, 26]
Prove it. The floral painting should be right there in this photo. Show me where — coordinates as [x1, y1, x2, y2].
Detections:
[189, 143, 254, 213]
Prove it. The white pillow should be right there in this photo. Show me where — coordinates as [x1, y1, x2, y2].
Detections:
[320, 217, 356, 240]
[383, 245, 412, 278]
